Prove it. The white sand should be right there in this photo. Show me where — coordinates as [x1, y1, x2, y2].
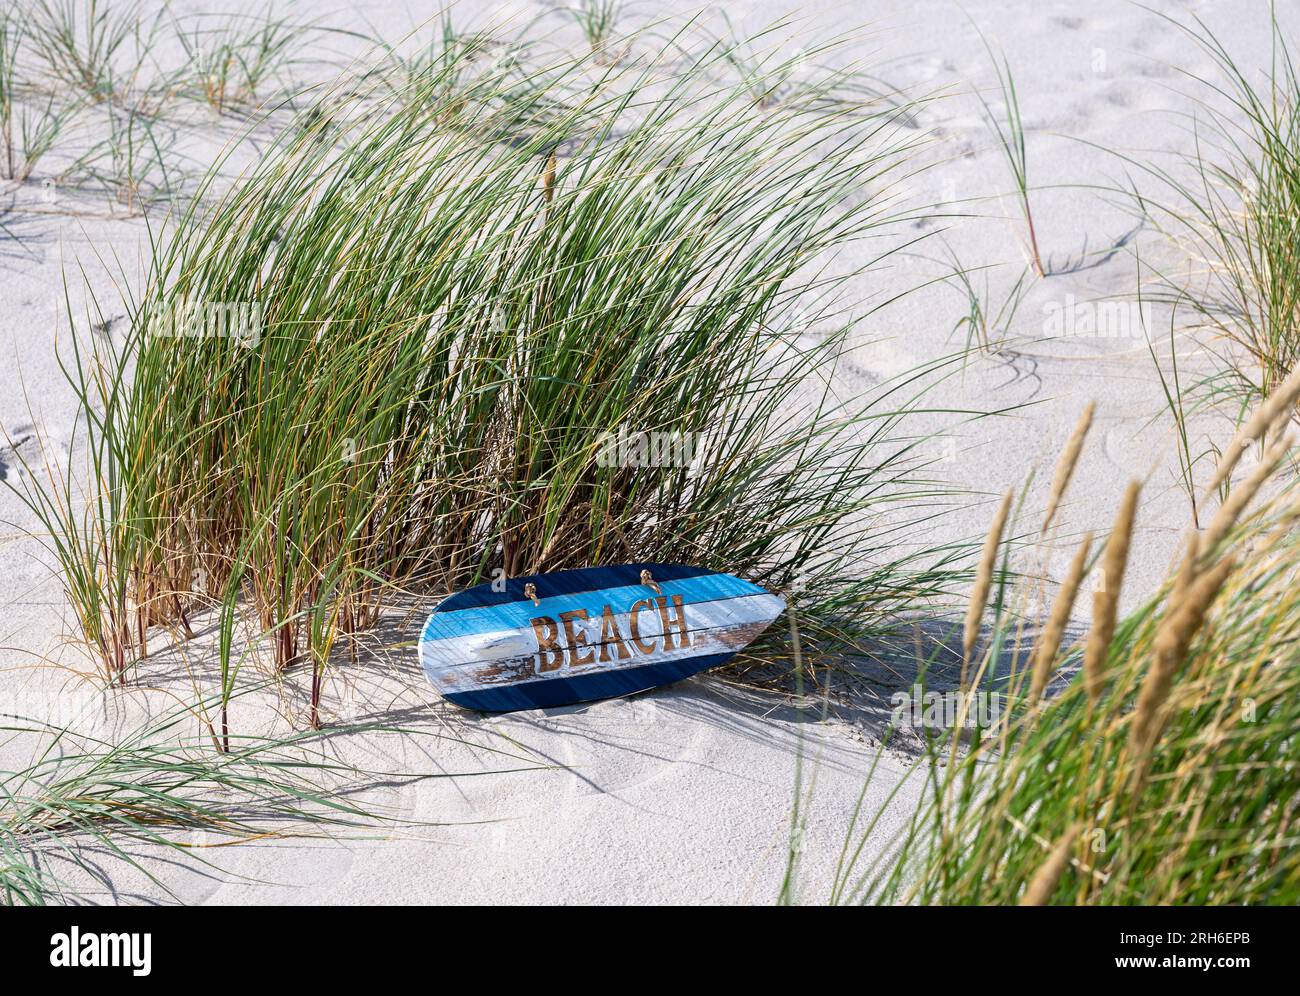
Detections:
[0, 0, 1289, 903]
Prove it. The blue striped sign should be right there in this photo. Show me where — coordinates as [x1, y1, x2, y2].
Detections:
[419, 564, 785, 712]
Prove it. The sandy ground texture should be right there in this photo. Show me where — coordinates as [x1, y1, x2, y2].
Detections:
[0, 0, 1290, 903]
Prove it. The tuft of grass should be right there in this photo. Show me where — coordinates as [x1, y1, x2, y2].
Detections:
[1134, 7, 1300, 434]
[67, 102, 178, 213]
[7, 37, 975, 732]
[0, 8, 80, 185]
[973, 29, 1045, 277]
[16, 95, 77, 183]
[168, 9, 306, 115]
[818, 377, 1300, 905]
[26, 0, 163, 105]
[4, 286, 139, 683]
[714, 18, 808, 111]
[0, 7, 21, 180]
[0, 690, 541, 904]
[568, 0, 624, 64]
[377, 14, 529, 122]
[946, 258, 1031, 354]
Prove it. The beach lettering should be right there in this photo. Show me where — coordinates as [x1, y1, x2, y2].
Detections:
[531, 595, 690, 671]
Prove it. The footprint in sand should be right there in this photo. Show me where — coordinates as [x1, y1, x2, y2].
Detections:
[0, 425, 36, 482]
[1051, 16, 1091, 32]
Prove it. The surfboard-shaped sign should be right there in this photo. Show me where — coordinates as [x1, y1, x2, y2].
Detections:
[419, 564, 785, 712]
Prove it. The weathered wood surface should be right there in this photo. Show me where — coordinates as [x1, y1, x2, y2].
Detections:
[419, 564, 785, 712]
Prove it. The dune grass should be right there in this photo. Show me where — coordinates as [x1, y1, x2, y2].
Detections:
[798, 378, 1299, 905]
[973, 28, 1045, 278]
[0, 8, 20, 179]
[568, 0, 624, 64]
[26, 0, 162, 105]
[3, 32, 978, 736]
[1, 701, 374, 904]
[1, 689, 544, 904]
[1133, 8, 1300, 431]
[945, 257, 1030, 355]
[0, 7, 75, 184]
[168, 9, 306, 115]
[6, 8, 1292, 908]
[72, 101, 176, 211]
[376, 12, 498, 104]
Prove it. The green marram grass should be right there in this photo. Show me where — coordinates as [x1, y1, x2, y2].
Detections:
[972, 24, 1044, 277]
[1132, 7, 1300, 426]
[1, 691, 543, 905]
[167, 8, 306, 114]
[1, 6, 77, 184]
[782, 11, 1300, 906]
[8, 32, 975, 733]
[792, 403, 1299, 905]
[569, 0, 624, 63]
[25, 0, 163, 105]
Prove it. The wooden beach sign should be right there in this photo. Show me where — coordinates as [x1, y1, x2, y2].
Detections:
[419, 564, 785, 712]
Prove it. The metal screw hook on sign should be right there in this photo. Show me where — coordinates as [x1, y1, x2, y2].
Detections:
[524, 574, 656, 605]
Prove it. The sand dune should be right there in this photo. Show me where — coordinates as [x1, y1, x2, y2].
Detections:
[0, 0, 1288, 904]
